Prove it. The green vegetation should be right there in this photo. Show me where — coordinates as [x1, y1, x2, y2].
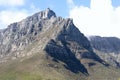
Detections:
[0, 52, 120, 80]
[0, 52, 80, 80]
[0, 72, 42, 80]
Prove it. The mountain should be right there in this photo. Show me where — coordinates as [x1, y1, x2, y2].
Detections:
[0, 8, 120, 80]
[89, 36, 120, 68]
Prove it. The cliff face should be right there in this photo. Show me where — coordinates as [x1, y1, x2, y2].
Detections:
[0, 8, 57, 60]
[0, 8, 101, 62]
[89, 36, 120, 67]
[44, 18, 102, 74]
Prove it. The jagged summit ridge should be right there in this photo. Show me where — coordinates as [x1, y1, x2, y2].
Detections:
[33, 8, 56, 19]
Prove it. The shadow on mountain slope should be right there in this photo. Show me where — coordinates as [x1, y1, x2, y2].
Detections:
[45, 39, 88, 75]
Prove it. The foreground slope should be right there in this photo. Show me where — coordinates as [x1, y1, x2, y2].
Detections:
[0, 8, 120, 80]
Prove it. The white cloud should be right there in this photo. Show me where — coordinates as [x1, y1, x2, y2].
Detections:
[69, 0, 120, 38]
[0, 2, 40, 29]
[0, 0, 25, 6]
[0, 10, 29, 29]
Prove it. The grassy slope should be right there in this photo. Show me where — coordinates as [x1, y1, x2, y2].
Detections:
[86, 60, 120, 80]
[0, 52, 120, 80]
[0, 51, 87, 80]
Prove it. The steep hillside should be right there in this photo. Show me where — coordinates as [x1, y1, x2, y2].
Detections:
[0, 8, 120, 80]
[89, 36, 120, 67]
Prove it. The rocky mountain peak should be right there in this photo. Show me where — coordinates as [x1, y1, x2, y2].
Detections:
[0, 9, 105, 73]
[37, 8, 56, 19]
[0, 9, 119, 80]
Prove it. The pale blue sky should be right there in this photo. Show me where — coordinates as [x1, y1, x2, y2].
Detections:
[0, 0, 119, 18]
[0, 0, 90, 17]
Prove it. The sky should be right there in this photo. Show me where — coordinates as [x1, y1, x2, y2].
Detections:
[0, 0, 120, 38]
